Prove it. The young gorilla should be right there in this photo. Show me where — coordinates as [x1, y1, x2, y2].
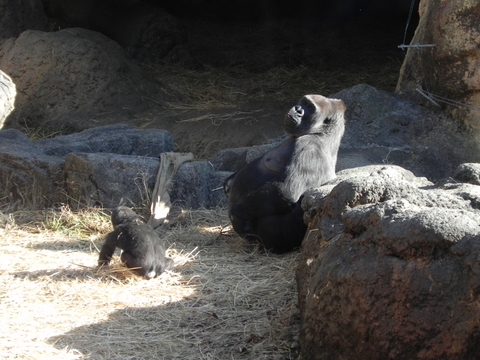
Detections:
[98, 206, 173, 278]
[224, 95, 346, 253]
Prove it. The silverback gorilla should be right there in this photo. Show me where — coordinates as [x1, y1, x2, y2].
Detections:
[224, 95, 346, 253]
[98, 206, 173, 278]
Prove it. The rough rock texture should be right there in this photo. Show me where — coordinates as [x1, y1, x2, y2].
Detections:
[0, 0, 48, 41]
[36, 124, 173, 157]
[0, 28, 175, 132]
[454, 163, 480, 186]
[0, 125, 173, 208]
[169, 161, 229, 209]
[396, 0, 480, 128]
[0, 124, 227, 210]
[0, 70, 16, 129]
[64, 154, 227, 209]
[0, 129, 64, 208]
[64, 152, 160, 208]
[297, 164, 480, 360]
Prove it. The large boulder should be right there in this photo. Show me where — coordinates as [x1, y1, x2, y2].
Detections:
[0, 125, 173, 209]
[0, 70, 16, 129]
[0, 28, 175, 132]
[64, 152, 160, 208]
[169, 161, 229, 209]
[0, 129, 64, 208]
[36, 124, 173, 157]
[64, 155, 228, 210]
[396, 0, 480, 128]
[334, 84, 480, 180]
[297, 164, 480, 360]
[0, 124, 228, 210]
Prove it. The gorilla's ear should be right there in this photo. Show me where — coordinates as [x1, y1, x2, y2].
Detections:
[332, 98, 346, 115]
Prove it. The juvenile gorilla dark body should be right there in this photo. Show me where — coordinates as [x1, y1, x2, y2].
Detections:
[98, 206, 173, 278]
[225, 95, 346, 253]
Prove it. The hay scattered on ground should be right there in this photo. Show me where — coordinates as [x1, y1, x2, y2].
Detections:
[0, 207, 300, 360]
[147, 19, 404, 112]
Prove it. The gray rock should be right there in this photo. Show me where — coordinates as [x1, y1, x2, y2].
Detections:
[64, 154, 229, 209]
[0, 123, 229, 210]
[302, 165, 432, 224]
[335, 84, 420, 149]
[454, 163, 480, 185]
[0, 125, 173, 209]
[64, 152, 159, 208]
[0, 129, 65, 207]
[333, 84, 480, 180]
[37, 124, 173, 157]
[441, 181, 480, 211]
[170, 161, 230, 209]
[297, 164, 480, 360]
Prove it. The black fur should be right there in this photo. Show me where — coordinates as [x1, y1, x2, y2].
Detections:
[98, 206, 173, 278]
[224, 95, 346, 253]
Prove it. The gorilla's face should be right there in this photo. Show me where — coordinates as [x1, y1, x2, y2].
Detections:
[284, 95, 345, 138]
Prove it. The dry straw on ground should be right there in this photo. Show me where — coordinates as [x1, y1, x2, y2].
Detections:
[148, 19, 403, 112]
[0, 207, 300, 360]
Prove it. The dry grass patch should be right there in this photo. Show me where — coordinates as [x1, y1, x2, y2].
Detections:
[0, 207, 300, 359]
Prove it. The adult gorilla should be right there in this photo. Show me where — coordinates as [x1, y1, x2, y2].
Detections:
[224, 95, 346, 253]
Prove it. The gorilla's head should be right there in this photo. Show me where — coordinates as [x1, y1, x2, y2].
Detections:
[284, 94, 346, 138]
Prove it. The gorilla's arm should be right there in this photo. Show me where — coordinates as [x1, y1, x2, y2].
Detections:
[262, 139, 294, 173]
[98, 231, 118, 266]
[283, 136, 337, 202]
[227, 140, 295, 219]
